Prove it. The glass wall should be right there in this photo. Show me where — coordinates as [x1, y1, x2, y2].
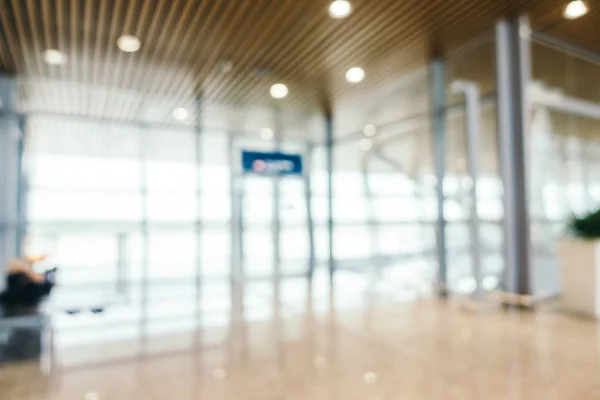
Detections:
[331, 69, 436, 291]
[330, 32, 503, 295]
[326, 31, 600, 299]
[530, 41, 600, 297]
[444, 34, 504, 293]
[23, 101, 324, 356]
[20, 27, 600, 357]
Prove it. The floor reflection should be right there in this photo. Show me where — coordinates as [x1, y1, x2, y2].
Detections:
[2, 270, 600, 399]
[47, 269, 425, 368]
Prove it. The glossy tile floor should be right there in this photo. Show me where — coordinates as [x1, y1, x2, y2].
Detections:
[2, 272, 600, 399]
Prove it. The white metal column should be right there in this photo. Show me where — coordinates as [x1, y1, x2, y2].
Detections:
[273, 108, 282, 280]
[451, 80, 483, 301]
[230, 136, 243, 282]
[139, 124, 150, 345]
[429, 58, 448, 296]
[362, 157, 381, 275]
[194, 95, 204, 333]
[325, 114, 335, 281]
[0, 76, 21, 293]
[496, 16, 532, 297]
[304, 145, 316, 278]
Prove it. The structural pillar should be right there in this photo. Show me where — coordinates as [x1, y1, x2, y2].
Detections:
[495, 16, 532, 298]
[451, 80, 483, 301]
[273, 107, 283, 280]
[0, 76, 22, 293]
[194, 94, 204, 334]
[304, 144, 316, 278]
[139, 123, 150, 346]
[429, 58, 448, 296]
[16, 116, 26, 258]
[325, 111, 335, 281]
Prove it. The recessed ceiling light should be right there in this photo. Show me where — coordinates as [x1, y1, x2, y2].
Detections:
[363, 124, 377, 137]
[346, 67, 365, 83]
[172, 107, 189, 121]
[43, 49, 67, 65]
[329, 0, 352, 18]
[359, 138, 372, 151]
[363, 371, 379, 384]
[260, 128, 274, 140]
[117, 35, 141, 52]
[270, 83, 288, 99]
[564, 0, 588, 18]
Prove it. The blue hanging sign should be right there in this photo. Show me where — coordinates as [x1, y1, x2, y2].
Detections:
[242, 150, 303, 176]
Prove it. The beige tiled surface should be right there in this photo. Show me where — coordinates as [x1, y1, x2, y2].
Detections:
[2, 280, 600, 400]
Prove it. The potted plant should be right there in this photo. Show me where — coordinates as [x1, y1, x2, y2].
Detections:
[557, 208, 600, 318]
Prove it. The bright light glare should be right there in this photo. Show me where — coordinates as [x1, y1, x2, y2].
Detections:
[359, 138, 372, 151]
[260, 128, 274, 140]
[172, 107, 189, 121]
[363, 371, 379, 384]
[270, 83, 288, 99]
[329, 0, 352, 18]
[117, 35, 141, 52]
[43, 49, 67, 65]
[346, 67, 365, 83]
[564, 0, 588, 18]
[363, 124, 376, 137]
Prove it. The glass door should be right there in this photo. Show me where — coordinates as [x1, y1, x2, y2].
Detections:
[241, 175, 276, 279]
[233, 139, 314, 281]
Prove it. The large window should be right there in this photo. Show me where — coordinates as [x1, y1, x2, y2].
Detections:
[25, 109, 324, 311]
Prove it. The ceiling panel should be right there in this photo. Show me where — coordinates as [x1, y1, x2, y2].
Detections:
[0, 0, 596, 123]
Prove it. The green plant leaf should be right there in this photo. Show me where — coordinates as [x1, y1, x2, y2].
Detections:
[568, 207, 600, 239]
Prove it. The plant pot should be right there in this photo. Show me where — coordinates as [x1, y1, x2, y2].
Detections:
[557, 238, 600, 318]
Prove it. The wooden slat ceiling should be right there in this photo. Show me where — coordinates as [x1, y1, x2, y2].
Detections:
[0, 0, 597, 122]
